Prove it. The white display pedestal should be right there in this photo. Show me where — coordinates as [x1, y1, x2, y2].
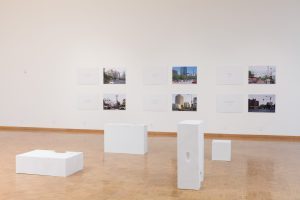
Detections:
[104, 123, 148, 155]
[16, 150, 83, 177]
[212, 140, 231, 161]
[177, 120, 205, 190]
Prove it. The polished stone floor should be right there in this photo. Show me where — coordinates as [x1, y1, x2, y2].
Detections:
[0, 130, 299, 200]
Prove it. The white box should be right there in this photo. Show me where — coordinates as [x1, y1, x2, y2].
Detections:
[104, 123, 148, 155]
[16, 150, 83, 177]
[212, 140, 231, 161]
[177, 120, 205, 190]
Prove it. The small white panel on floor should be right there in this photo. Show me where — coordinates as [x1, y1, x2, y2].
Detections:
[104, 123, 148, 155]
[16, 150, 83, 177]
[177, 120, 205, 190]
[212, 140, 231, 161]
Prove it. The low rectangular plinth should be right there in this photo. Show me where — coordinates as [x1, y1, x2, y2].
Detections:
[177, 120, 205, 190]
[212, 140, 231, 161]
[104, 123, 148, 155]
[16, 150, 83, 177]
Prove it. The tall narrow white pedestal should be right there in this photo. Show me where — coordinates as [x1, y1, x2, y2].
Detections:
[104, 123, 148, 155]
[177, 120, 204, 190]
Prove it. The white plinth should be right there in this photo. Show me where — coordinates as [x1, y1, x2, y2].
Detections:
[16, 150, 83, 177]
[104, 123, 148, 155]
[212, 140, 231, 161]
[177, 120, 205, 190]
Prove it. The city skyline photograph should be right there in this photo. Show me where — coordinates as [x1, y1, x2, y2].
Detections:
[172, 66, 197, 84]
[103, 67, 126, 84]
[249, 66, 276, 84]
[103, 94, 126, 110]
[248, 94, 276, 113]
[172, 94, 197, 111]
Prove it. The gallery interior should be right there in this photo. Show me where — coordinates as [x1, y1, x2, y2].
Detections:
[0, 0, 300, 199]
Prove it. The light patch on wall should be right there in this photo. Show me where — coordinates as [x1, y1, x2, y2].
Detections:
[143, 95, 169, 112]
[143, 67, 168, 85]
[78, 94, 99, 111]
[77, 68, 99, 85]
[216, 94, 244, 113]
[216, 67, 243, 85]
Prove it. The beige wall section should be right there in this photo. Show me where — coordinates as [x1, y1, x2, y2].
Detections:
[0, 0, 300, 135]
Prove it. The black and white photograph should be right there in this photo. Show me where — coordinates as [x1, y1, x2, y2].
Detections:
[103, 94, 126, 110]
[103, 68, 126, 84]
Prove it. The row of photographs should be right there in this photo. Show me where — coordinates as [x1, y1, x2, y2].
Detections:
[79, 94, 276, 113]
[78, 66, 276, 85]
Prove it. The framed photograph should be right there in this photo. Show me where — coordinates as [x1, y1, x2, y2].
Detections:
[103, 67, 126, 84]
[172, 66, 197, 84]
[103, 94, 126, 110]
[248, 94, 276, 113]
[248, 66, 276, 84]
[172, 94, 197, 111]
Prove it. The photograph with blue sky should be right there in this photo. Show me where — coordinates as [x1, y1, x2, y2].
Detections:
[172, 66, 197, 84]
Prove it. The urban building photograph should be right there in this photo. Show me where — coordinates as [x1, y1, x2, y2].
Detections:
[248, 66, 276, 84]
[103, 68, 126, 84]
[172, 94, 197, 111]
[103, 94, 126, 110]
[172, 66, 197, 84]
[248, 94, 276, 112]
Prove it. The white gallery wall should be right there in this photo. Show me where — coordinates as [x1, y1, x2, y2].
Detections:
[0, 0, 300, 135]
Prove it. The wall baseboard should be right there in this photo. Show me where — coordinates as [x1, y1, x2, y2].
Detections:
[204, 133, 300, 142]
[0, 126, 103, 134]
[0, 126, 299, 142]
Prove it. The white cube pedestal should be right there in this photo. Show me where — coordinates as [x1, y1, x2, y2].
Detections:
[212, 140, 231, 161]
[104, 123, 148, 155]
[16, 150, 83, 177]
[177, 120, 205, 190]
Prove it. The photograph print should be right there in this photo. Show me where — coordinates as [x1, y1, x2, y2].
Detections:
[248, 66, 276, 84]
[103, 94, 126, 110]
[172, 66, 197, 84]
[172, 94, 197, 111]
[103, 67, 126, 84]
[248, 94, 276, 113]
